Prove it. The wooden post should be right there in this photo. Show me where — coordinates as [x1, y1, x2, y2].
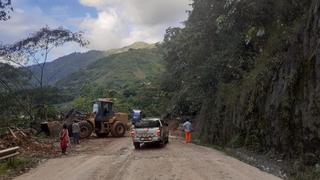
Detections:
[8, 128, 17, 139]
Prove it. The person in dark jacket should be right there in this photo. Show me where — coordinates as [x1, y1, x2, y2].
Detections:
[72, 122, 80, 144]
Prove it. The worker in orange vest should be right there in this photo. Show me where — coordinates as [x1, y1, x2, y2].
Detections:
[183, 119, 192, 143]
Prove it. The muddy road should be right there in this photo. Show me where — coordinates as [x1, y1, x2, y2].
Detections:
[15, 137, 281, 180]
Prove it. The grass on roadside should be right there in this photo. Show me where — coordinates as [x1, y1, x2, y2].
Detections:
[0, 156, 37, 178]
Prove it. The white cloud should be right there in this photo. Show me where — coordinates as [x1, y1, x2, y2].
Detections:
[0, 0, 191, 59]
[122, 0, 190, 25]
[123, 24, 168, 45]
[0, 6, 87, 62]
[79, 0, 190, 50]
[79, 0, 108, 8]
[0, 7, 56, 44]
[80, 10, 128, 50]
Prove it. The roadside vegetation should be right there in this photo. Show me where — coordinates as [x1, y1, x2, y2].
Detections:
[1, 0, 320, 179]
[160, 0, 319, 178]
[0, 156, 38, 178]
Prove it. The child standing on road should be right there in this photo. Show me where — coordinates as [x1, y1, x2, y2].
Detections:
[60, 124, 70, 155]
[183, 119, 192, 143]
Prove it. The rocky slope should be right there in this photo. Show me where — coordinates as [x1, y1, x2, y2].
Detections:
[196, 0, 320, 167]
[160, 1, 320, 175]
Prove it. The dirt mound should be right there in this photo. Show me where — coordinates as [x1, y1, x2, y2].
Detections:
[0, 128, 58, 156]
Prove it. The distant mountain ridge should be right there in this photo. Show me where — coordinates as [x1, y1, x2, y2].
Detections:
[29, 50, 106, 85]
[106, 42, 156, 55]
[56, 47, 164, 94]
[29, 42, 157, 86]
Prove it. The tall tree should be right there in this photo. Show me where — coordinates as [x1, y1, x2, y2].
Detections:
[0, 26, 88, 122]
[0, 26, 89, 88]
[0, 0, 12, 21]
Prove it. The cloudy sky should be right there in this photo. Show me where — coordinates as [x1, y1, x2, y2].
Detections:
[0, 0, 190, 60]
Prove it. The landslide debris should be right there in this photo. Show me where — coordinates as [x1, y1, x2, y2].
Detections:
[0, 128, 58, 156]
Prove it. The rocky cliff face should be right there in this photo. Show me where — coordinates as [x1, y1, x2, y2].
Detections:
[196, 1, 320, 164]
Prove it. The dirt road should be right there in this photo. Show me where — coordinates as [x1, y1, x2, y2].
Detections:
[15, 137, 281, 180]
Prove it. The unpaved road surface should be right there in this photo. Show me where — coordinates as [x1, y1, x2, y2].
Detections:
[15, 137, 281, 180]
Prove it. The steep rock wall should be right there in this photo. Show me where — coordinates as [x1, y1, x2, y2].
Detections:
[196, 1, 320, 163]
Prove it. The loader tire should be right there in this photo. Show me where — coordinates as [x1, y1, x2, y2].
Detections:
[79, 121, 93, 139]
[96, 132, 108, 138]
[111, 122, 126, 137]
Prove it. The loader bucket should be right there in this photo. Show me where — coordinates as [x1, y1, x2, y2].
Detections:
[40, 122, 50, 136]
[40, 121, 62, 137]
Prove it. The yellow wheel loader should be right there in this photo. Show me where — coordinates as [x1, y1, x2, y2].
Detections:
[42, 98, 130, 139]
[82, 98, 130, 138]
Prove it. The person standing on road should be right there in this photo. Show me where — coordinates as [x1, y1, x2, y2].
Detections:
[183, 119, 192, 143]
[72, 121, 80, 144]
[60, 124, 70, 155]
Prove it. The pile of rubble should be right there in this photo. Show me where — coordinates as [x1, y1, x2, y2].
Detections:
[0, 127, 58, 156]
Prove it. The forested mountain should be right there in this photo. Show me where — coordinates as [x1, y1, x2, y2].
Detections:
[107, 42, 155, 55]
[1, 42, 163, 124]
[29, 50, 106, 85]
[56, 48, 163, 94]
[53, 46, 164, 115]
[28, 42, 155, 86]
[161, 0, 319, 171]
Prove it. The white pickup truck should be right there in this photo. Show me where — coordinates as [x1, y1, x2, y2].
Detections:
[131, 118, 169, 149]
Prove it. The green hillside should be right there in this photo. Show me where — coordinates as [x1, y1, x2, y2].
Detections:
[56, 47, 163, 92]
[29, 50, 106, 86]
[28, 42, 156, 86]
[55, 46, 164, 115]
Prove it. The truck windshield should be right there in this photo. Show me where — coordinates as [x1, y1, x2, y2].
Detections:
[93, 103, 99, 113]
[135, 120, 160, 128]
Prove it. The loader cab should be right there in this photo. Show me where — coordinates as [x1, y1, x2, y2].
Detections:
[93, 99, 114, 122]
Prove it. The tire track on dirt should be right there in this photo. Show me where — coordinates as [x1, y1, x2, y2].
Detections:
[15, 137, 281, 180]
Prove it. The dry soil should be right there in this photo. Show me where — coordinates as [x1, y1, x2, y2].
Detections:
[15, 136, 281, 180]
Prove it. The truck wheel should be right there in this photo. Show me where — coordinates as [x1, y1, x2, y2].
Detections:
[79, 121, 93, 139]
[111, 122, 126, 137]
[134, 142, 140, 149]
[157, 141, 165, 148]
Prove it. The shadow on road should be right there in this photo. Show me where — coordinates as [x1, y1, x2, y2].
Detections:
[135, 143, 167, 150]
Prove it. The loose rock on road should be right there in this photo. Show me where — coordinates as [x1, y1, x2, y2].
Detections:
[15, 137, 281, 180]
